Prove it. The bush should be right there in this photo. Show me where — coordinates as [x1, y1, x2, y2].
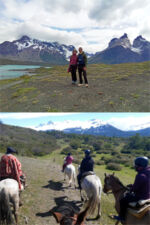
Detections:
[95, 160, 105, 165]
[70, 140, 80, 149]
[106, 163, 122, 171]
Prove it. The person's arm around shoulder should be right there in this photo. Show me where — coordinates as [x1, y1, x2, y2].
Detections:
[68, 56, 72, 72]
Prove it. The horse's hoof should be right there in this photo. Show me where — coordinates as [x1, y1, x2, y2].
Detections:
[96, 215, 101, 220]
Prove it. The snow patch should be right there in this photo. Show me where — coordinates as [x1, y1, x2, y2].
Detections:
[131, 47, 141, 53]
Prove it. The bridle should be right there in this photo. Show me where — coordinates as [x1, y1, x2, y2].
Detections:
[104, 176, 127, 195]
[105, 186, 126, 195]
[60, 214, 85, 225]
[60, 215, 77, 225]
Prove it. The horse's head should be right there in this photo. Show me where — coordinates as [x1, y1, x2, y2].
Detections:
[52, 205, 88, 225]
[103, 173, 113, 193]
[103, 173, 126, 194]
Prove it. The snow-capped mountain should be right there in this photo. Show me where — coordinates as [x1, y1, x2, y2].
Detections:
[0, 35, 74, 64]
[35, 119, 150, 137]
[0, 34, 149, 64]
[89, 33, 150, 64]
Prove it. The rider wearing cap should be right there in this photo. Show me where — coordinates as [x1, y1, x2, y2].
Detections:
[115, 156, 150, 223]
[0, 147, 24, 190]
[62, 153, 74, 172]
[77, 149, 94, 189]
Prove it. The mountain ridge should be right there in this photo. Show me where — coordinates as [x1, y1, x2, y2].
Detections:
[35, 119, 150, 137]
[0, 34, 150, 64]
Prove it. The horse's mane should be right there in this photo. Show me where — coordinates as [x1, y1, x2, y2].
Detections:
[110, 175, 127, 189]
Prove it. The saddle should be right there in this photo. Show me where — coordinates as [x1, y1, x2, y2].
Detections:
[81, 171, 95, 183]
[128, 199, 150, 219]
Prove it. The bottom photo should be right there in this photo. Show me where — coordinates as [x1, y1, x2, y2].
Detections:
[0, 112, 150, 225]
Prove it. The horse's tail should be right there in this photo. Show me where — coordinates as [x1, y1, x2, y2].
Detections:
[0, 188, 13, 225]
[87, 179, 102, 215]
[73, 168, 76, 187]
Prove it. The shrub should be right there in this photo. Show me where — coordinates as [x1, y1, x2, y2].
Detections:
[95, 160, 105, 165]
[106, 163, 122, 171]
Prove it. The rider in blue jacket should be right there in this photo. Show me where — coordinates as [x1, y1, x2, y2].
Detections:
[77, 149, 94, 189]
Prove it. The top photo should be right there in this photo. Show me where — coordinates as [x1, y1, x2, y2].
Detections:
[0, 0, 150, 112]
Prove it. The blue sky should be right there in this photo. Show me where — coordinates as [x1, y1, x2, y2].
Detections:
[0, 0, 149, 53]
[0, 113, 150, 131]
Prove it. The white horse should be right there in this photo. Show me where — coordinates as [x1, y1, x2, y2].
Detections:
[80, 173, 102, 220]
[64, 164, 76, 188]
[0, 179, 20, 225]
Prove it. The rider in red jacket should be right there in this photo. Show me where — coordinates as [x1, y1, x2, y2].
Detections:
[62, 153, 73, 172]
[0, 147, 24, 190]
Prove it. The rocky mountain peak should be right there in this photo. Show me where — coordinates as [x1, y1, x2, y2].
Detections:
[133, 35, 149, 49]
[17, 35, 31, 43]
[108, 33, 131, 49]
[120, 33, 128, 39]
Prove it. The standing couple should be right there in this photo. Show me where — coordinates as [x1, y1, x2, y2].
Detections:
[68, 47, 88, 87]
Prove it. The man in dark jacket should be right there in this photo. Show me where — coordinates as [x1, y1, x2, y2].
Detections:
[77, 47, 88, 87]
[115, 156, 150, 223]
[77, 149, 94, 189]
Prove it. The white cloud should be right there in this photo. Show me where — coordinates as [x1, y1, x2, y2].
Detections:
[0, 113, 74, 119]
[35, 119, 106, 131]
[0, 0, 150, 53]
[34, 117, 150, 131]
[108, 116, 150, 131]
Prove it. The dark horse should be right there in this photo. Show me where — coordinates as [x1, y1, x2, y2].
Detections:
[51, 203, 90, 225]
[103, 173, 150, 225]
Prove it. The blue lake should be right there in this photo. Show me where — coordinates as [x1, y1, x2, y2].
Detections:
[0, 65, 41, 80]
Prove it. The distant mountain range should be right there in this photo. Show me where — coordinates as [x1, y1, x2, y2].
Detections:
[0, 34, 150, 64]
[89, 34, 150, 64]
[36, 119, 150, 137]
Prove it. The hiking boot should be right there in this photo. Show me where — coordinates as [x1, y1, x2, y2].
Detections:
[78, 84, 83, 87]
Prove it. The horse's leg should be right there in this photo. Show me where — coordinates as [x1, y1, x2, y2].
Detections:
[80, 189, 84, 202]
[73, 172, 76, 189]
[13, 196, 19, 225]
[64, 172, 66, 181]
[69, 174, 72, 187]
[96, 201, 101, 219]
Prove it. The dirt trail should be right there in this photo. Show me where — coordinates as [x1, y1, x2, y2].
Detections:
[19, 156, 103, 225]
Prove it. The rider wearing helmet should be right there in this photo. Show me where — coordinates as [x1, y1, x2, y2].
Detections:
[77, 149, 94, 189]
[62, 153, 74, 172]
[115, 156, 150, 223]
[0, 147, 25, 190]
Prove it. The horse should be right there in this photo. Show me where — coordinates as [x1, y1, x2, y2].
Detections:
[103, 173, 150, 225]
[64, 164, 76, 188]
[79, 172, 102, 220]
[0, 178, 20, 225]
[52, 203, 89, 225]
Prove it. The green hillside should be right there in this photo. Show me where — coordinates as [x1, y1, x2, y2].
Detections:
[0, 124, 150, 170]
[0, 123, 59, 156]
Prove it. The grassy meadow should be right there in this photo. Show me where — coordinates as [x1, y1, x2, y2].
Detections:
[0, 61, 150, 112]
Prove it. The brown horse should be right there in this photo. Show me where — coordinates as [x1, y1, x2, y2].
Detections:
[103, 173, 150, 225]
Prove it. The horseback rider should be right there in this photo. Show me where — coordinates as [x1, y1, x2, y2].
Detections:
[0, 147, 26, 191]
[77, 149, 94, 189]
[62, 153, 74, 172]
[115, 156, 150, 223]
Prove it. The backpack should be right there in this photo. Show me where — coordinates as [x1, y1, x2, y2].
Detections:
[78, 53, 85, 65]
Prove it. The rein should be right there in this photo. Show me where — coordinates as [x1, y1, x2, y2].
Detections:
[61, 215, 77, 225]
[106, 186, 126, 195]
[61, 214, 85, 225]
